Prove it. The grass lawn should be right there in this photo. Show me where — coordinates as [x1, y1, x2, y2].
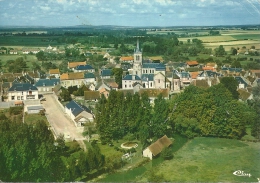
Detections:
[140, 137, 260, 182]
[24, 113, 48, 125]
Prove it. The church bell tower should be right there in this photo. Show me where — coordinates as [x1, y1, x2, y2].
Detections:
[133, 39, 142, 78]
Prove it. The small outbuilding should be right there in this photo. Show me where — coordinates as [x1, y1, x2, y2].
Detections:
[143, 135, 172, 160]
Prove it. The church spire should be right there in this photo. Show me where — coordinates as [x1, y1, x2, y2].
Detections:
[136, 39, 139, 52]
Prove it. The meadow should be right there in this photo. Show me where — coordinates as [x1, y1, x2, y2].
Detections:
[138, 137, 260, 182]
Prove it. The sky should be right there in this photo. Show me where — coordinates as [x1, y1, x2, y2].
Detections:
[0, 0, 260, 27]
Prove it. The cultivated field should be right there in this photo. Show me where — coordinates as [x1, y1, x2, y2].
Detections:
[139, 137, 260, 182]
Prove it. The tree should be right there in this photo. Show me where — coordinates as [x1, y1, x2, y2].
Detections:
[220, 77, 239, 99]
[60, 88, 71, 101]
[36, 50, 46, 61]
[161, 147, 173, 160]
[215, 45, 226, 57]
[111, 68, 123, 88]
[231, 60, 242, 68]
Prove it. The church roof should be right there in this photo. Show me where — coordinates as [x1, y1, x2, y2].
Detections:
[141, 74, 154, 81]
[123, 74, 141, 81]
[142, 63, 166, 71]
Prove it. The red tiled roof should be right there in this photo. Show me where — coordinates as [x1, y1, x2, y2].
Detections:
[186, 61, 199, 66]
[120, 56, 134, 61]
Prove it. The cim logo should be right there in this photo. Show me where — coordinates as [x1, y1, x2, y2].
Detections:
[233, 170, 251, 177]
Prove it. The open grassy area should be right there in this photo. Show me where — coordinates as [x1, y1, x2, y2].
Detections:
[24, 113, 48, 125]
[97, 135, 188, 182]
[139, 137, 260, 182]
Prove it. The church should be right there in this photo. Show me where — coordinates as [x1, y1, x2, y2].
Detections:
[122, 40, 171, 90]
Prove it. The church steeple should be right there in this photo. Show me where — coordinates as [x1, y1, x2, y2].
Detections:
[133, 39, 142, 77]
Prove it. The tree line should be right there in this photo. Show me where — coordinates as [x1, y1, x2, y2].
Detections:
[95, 78, 257, 149]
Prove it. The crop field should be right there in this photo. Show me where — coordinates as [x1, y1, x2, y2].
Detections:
[179, 35, 237, 43]
[0, 36, 61, 46]
[139, 137, 260, 182]
[204, 40, 260, 49]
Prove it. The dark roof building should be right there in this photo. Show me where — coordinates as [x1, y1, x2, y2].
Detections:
[34, 78, 60, 87]
[122, 75, 141, 81]
[101, 69, 112, 77]
[75, 64, 94, 71]
[9, 83, 38, 92]
[65, 100, 91, 116]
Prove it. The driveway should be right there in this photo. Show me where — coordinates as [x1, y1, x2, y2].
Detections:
[42, 94, 85, 141]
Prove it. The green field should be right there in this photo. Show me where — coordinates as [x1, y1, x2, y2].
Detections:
[231, 34, 260, 40]
[0, 36, 61, 46]
[139, 137, 260, 182]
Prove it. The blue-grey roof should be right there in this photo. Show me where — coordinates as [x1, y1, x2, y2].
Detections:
[221, 67, 242, 72]
[27, 105, 44, 111]
[179, 72, 191, 78]
[65, 100, 91, 116]
[84, 73, 95, 79]
[75, 65, 94, 70]
[142, 63, 166, 71]
[9, 83, 38, 91]
[198, 71, 219, 77]
[123, 74, 141, 81]
[34, 78, 60, 87]
[141, 74, 154, 81]
[235, 76, 248, 87]
[101, 69, 112, 77]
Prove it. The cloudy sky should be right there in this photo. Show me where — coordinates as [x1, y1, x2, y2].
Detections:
[0, 0, 260, 27]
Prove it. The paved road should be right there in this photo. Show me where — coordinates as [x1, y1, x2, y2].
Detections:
[42, 94, 85, 141]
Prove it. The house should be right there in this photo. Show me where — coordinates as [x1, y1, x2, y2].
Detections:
[34, 78, 60, 94]
[68, 61, 87, 70]
[120, 56, 134, 63]
[101, 69, 112, 79]
[141, 74, 154, 89]
[60, 72, 87, 88]
[84, 91, 100, 101]
[87, 83, 96, 91]
[238, 89, 253, 102]
[74, 65, 95, 73]
[143, 135, 172, 160]
[84, 72, 96, 85]
[191, 79, 210, 88]
[49, 69, 60, 78]
[65, 100, 94, 126]
[107, 81, 118, 90]
[99, 88, 109, 98]
[235, 76, 249, 89]
[178, 71, 192, 88]
[9, 50, 18, 54]
[186, 61, 199, 68]
[8, 83, 38, 101]
[154, 72, 171, 89]
[122, 75, 141, 89]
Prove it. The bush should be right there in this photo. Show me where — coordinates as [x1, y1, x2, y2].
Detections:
[9, 106, 23, 115]
[161, 147, 173, 160]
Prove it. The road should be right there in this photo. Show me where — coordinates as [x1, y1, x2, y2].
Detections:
[41, 94, 85, 142]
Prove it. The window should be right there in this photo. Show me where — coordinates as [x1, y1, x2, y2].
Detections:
[21, 96, 24, 100]
[150, 82, 152, 87]
[150, 70, 151, 73]
[158, 79, 160, 83]
[125, 85, 127, 88]
[17, 96, 20, 100]
[11, 96, 15, 100]
[146, 70, 147, 73]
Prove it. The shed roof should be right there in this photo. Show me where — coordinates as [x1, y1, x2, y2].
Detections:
[148, 135, 172, 156]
